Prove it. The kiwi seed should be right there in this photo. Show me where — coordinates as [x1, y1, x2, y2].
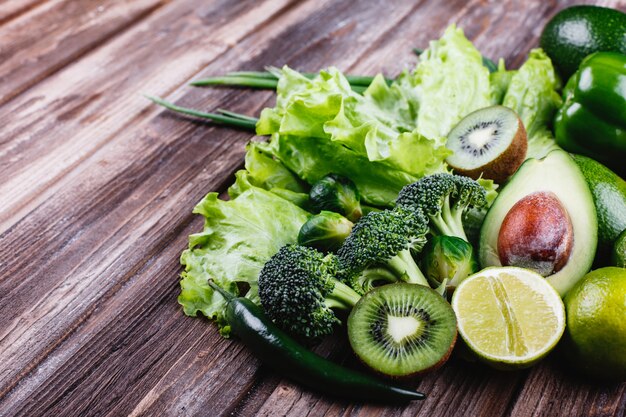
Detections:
[347, 283, 457, 378]
[446, 105, 527, 184]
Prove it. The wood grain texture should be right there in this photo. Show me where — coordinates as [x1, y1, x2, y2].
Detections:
[0, 0, 299, 233]
[0, 0, 625, 416]
[0, 0, 47, 25]
[0, 0, 165, 105]
[0, 0, 301, 402]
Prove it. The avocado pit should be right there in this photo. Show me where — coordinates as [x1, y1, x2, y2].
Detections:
[497, 191, 574, 276]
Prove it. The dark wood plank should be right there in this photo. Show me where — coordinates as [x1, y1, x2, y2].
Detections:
[508, 357, 626, 417]
[0, 0, 47, 25]
[0, 0, 165, 106]
[0, 0, 297, 233]
[0, 0, 300, 399]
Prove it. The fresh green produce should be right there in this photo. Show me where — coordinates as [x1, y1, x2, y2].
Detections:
[413, 47, 499, 73]
[563, 267, 626, 381]
[395, 173, 488, 241]
[253, 25, 556, 205]
[310, 174, 363, 221]
[540, 5, 626, 79]
[154, 24, 578, 392]
[146, 95, 258, 131]
[555, 52, 626, 176]
[422, 235, 479, 292]
[229, 141, 310, 208]
[191, 68, 388, 93]
[451, 267, 566, 369]
[348, 283, 457, 377]
[178, 182, 309, 335]
[261, 134, 421, 207]
[613, 229, 626, 268]
[500, 49, 562, 159]
[403, 25, 493, 139]
[571, 154, 626, 265]
[298, 211, 353, 252]
[258, 245, 360, 340]
[446, 105, 527, 184]
[337, 207, 430, 294]
[255, 66, 451, 206]
[207, 280, 426, 402]
[462, 178, 500, 245]
[479, 150, 597, 296]
[151, 26, 560, 205]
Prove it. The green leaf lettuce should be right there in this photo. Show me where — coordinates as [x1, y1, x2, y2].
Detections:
[179, 184, 309, 335]
[502, 49, 563, 159]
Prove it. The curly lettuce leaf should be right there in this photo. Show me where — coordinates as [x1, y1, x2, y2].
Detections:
[179, 185, 309, 335]
[256, 66, 450, 186]
[409, 24, 494, 139]
[258, 134, 421, 207]
[228, 141, 310, 208]
[502, 49, 563, 159]
[490, 59, 516, 104]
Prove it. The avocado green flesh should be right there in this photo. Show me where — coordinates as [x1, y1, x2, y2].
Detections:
[540, 5, 626, 78]
[479, 150, 597, 296]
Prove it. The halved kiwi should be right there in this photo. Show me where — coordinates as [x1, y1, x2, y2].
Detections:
[446, 105, 527, 184]
[347, 283, 457, 378]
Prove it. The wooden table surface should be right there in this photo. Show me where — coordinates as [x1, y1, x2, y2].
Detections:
[1, 0, 625, 415]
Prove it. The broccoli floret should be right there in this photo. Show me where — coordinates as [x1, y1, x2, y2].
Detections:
[337, 207, 430, 293]
[395, 173, 487, 241]
[258, 244, 361, 341]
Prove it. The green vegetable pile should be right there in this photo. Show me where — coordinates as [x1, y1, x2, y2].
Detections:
[174, 25, 563, 333]
[149, 7, 626, 400]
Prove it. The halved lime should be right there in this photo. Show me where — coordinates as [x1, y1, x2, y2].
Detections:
[451, 267, 565, 369]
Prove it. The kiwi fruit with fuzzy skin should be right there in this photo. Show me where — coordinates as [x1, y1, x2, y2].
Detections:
[446, 106, 527, 184]
[347, 283, 457, 378]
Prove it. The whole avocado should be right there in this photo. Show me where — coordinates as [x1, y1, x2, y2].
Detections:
[571, 154, 626, 266]
[540, 5, 626, 79]
[613, 229, 626, 268]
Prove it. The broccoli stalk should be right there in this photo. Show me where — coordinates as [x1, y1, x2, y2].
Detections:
[387, 249, 427, 283]
[337, 208, 430, 293]
[395, 173, 487, 241]
[258, 245, 361, 341]
[324, 279, 362, 309]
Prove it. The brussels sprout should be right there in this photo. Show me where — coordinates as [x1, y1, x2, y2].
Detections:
[422, 235, 478, 292]
[298, 211, 354, 252]
[310, 174, 363, 222]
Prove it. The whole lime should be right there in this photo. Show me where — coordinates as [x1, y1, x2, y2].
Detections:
[564, 267, 626, 380]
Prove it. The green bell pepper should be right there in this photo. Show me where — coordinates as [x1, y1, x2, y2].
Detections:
[554, 52, 626, 176]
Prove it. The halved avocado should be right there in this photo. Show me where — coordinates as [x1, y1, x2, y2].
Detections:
[479, 150, 597, 296]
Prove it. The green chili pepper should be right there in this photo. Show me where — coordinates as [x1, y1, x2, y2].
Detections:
[207, 281, 426, 403]
[554, 52, 626, 176]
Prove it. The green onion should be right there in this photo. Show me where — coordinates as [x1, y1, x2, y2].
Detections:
[145, 95, 258, 131]
[189, 76, 279, 89]
[191, 69, 391, 91]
